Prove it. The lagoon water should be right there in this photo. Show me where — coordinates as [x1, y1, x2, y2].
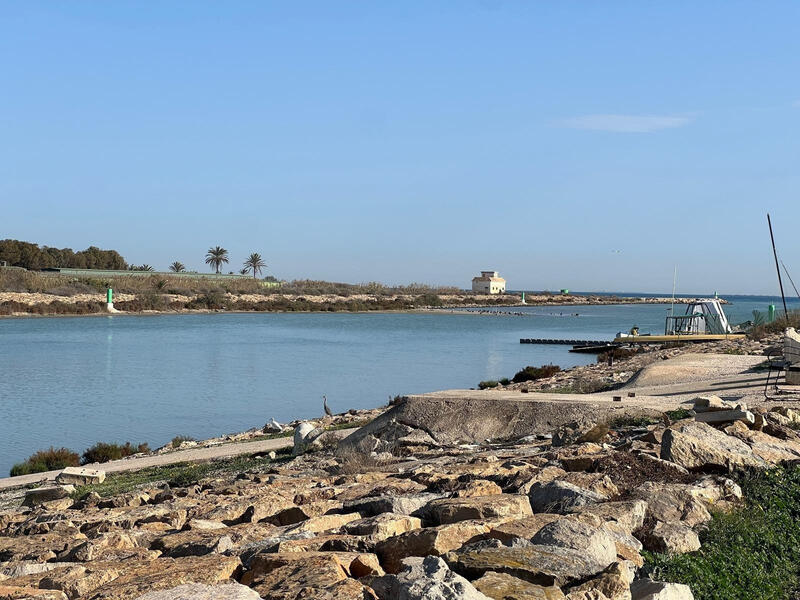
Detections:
[0, 295, 795, 475]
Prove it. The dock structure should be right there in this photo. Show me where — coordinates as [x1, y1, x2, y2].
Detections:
[519, 338, 609, 346]
[519, 338, 619, 354]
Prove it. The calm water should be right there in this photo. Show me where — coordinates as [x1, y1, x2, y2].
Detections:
[0, 295, 796, 475]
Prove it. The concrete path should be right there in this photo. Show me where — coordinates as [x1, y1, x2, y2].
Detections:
[0, 429, 356, 491]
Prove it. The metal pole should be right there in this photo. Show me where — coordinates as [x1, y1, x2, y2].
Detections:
[780, 260, 800, 301]
[768, 213, 789, 319]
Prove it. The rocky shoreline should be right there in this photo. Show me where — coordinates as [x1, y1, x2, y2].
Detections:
[2, 333, 800, 599]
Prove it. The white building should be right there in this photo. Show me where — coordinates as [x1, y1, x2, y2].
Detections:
[472, 271, 506, 294]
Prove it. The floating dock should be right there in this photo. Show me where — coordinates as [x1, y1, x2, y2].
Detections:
[519, 339, 619, 354]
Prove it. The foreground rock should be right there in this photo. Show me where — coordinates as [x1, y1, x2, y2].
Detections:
[371, 556, 490, 600]
[660, 421, 765, 471]
[133, 583, 260, 600]
[630, 579, 694, 599]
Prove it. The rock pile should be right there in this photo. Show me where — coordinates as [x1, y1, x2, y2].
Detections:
[4, 394, 800, 599]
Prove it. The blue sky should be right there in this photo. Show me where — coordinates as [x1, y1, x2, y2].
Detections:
[2, 2, 799, 294]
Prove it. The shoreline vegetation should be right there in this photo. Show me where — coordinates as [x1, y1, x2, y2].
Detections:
[1, 270, 722, 318]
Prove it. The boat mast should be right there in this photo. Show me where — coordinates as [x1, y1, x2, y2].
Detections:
[767, 213, 789, 319]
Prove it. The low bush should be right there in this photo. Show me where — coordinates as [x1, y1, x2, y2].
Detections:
[478, 380, 499, 389]
[511, 364, 561, 383]
[186, 290, 229, 310]
[665, 408, 692, 422]
[171, 435, 196, 449]
[9, 447, 80, 476]
[597, 347, 640, 363]
[81, 441, 151, 465]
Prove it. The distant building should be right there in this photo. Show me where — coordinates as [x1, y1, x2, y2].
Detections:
[472, 270, 506, 294]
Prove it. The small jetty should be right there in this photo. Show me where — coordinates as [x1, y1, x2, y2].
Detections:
[519, 339, 619, 353]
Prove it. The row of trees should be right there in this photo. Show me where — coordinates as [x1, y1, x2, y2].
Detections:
[0, 240, 127, 270]
[0, 240, 268, 279]
[166, 247, 267, 279]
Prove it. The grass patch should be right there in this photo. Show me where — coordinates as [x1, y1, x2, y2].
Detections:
[665, 408, 692, 421]
[645, 466, 800, 600]
[608, 415, 660, 428]
[71, 449, 292, 500]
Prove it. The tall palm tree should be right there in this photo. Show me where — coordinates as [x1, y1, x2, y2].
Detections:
[169, 261, 186, 273]
[205, 246, 229, 274]
[243, 253, 267, 279]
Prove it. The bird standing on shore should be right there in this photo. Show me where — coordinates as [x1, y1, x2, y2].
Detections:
[323, 395, 332, 417]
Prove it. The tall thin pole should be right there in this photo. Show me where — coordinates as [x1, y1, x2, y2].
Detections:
[781, 260, 800, 301]
[768, 213, 789, 318]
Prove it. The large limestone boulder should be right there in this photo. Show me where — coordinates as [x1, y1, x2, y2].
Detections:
[343, 513, 422, 541]
[151, 529, 234, 557]
[344, 493, 443, 517]
[0, 586, 68, 600]
[243, 552, 378, 599]
[22, 486, 75, 509]
[531, 519, 617, 572]
[56, 467, 106, 486]
[723, 422, 800, 463]
[446, 544, 613, 587]
[644, 522, 700, 555]
[85, 556, 242, 599]
[473, 571, 565, 599]
[487, 514, 562, 546]
[425, 495, 533, 525]
[133, 583, 261, 600]
[630, 579, 694, 599]
[660, 421, 765, 471]
[568, 501, 647, 535]
[569, 562, 634, 600]
[371, 555, 491, 600]
[376, 521, 490, 573]
[528, 481, 606, 513]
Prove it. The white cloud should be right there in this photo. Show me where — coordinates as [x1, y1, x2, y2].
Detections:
[559, 114, 692, 133]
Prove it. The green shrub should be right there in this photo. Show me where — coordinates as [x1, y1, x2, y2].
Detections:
[597, 347, 640, 363]
[9, 446, 80, 476]
[665, 408, 692, 421]
[511, 364, 561, 383]
[167, 464, 209, 488]
[171, 435, 196, 448]
[478, 380, 499, 389]
[646, 466, 800, 600]
[186, 290, 229, 310]
[81, 441, 150, 465]
[499, 378, 510, 385]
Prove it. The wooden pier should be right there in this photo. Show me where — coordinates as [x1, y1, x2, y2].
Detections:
[519, 339, 620, 353]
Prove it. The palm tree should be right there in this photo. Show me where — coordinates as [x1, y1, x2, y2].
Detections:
[132, 264, 154, 272]
[169, 261, 186, 273]
[243, 252, 267, 279]
[205, 246, 229, 274]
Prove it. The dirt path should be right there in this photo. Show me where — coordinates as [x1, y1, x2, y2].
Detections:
[0, 429, 356, 491]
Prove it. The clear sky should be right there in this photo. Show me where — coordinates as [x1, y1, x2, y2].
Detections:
[2, 2, 799, 294]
